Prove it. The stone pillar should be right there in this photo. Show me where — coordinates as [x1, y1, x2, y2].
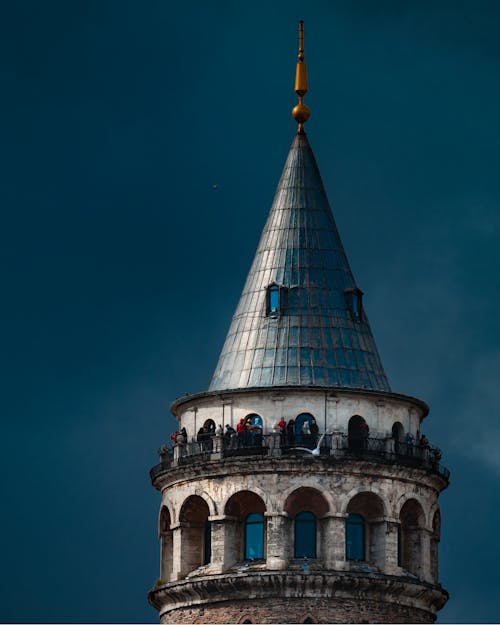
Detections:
[160, 530, 173, 582]
[269, 431, 282, 457]
[171, 524, 182, 580]
[265, 513, 290, 570]
[205, 515, 241, 572]
[421, 528, 433, 583]
[207, 516, 226, 574]
[383, 520, 400, 575]
[322, 514, 346, 569]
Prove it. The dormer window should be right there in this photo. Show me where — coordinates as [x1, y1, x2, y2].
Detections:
[267, 283, 284, 317]
[344, 287, 364, 322]
[270, 285, 280, 313]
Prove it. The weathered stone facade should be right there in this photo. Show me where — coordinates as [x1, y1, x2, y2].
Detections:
[148, 389, 448, 623]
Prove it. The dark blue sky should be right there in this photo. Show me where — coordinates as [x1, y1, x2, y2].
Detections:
[1, 1, 499, 622]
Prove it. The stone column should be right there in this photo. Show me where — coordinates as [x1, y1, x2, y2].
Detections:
[265, 513, 291, 570]
[205, 515, 241, 572]
[160, 530, 173, 582]
[421, 528, 433, 583]
[383, 520, 401, 575]
[322, 514, 346, 569]
[171, 523, 182, 580]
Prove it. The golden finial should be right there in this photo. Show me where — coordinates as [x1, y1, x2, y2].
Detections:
[292, 20, 311, 133]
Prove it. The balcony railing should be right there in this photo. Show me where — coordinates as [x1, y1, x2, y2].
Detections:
[151, 433, 449, 482]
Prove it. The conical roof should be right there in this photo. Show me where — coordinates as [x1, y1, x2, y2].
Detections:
[209, 132, 390, 393]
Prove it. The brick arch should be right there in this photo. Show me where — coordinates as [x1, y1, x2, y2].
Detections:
[193, 488, 217, 516]
[428, 501, 442, 532]
[224, 490, 266, 518]
[221, 485, 269, 515]
[284, 486, 330, 517]
[179, 494, 211, 524]
[340, 487, 389, 517]
[396, 492, 431, 528]
[158, 502, 174, 535]
[280, 482, 336, 515]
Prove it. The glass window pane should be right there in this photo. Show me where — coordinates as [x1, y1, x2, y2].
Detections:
[346, 514, 365, 561]
[245, 513, 264, 560]
[295, 511, 316, 558]
[270, 286, 280, 312]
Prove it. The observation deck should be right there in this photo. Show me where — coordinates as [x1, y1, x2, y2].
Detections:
[150, 433, 449, 485]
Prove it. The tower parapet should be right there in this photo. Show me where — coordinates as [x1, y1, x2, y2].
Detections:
[149, 23, 449, 624]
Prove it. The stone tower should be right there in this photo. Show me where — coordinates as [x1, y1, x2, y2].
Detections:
[149, 22, 449, 624]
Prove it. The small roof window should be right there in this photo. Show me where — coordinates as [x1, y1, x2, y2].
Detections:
[344, 287, 364, 322]
[267, 283, 286, 317]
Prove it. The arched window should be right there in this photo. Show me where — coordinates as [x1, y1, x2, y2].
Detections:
[399, 499, 425, 577]
[203, 419, 216, 433]
[348, 415, 369, 450]
[245, 513, 264, 560]
[179, 495, 211, 576]
[346, 513, 365, 560]
[344, 287, 364, 321]
[295, 413, 318, 447]
[392, 422, 404, 453]
[244, 413, 263, 428]
[294, 511, 317, 558]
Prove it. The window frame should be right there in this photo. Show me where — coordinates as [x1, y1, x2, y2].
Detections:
[244, 512, 265, 560]
[294, 511, 317, 559]
[344, 287, 364, 322]
[345, 513, 365, 561]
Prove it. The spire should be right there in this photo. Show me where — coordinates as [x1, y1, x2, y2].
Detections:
[208, 26, 390, 394]
[292, 20, 311, 134]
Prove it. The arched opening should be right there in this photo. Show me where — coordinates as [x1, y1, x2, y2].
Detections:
[295, 413, 318, 447]
[430, 509, 441, 582]
[243, 414, 263, 448]
[294, 511, 317, 558]
[285, 487, 329, 561]
[179, 495, 211, 576]
[399, 499, 425, 578]
[203, 419, 216, 433]
[159, 506, 173, 582]
[225, 491, 266, 564]
[392, 422, 404, 453]
[348, 415, 369, 450]
[303, 617, 315, 623]
[346, 492, 385, 568]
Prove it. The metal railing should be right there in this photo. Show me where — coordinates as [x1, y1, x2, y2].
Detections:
[150, 433, 449, 481]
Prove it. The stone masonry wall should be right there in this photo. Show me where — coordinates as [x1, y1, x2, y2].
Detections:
[159, 597, 434, 624]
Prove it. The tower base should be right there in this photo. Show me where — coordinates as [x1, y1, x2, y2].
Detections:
[149, 571, 448, 624]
